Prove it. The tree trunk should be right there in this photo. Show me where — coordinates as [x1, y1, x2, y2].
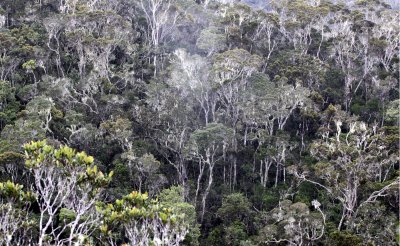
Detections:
[195, 161, 205, 208]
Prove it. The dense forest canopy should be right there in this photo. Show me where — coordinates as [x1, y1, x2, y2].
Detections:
[0, 0, 398, 245]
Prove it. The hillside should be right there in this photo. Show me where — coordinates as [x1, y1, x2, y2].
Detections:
[0, 0, 398, 245]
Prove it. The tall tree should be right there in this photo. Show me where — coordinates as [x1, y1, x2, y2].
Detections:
[187, 123, 233, 221]
[292, 116, 399, 230]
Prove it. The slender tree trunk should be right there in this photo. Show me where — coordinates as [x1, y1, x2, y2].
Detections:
[195, 161, 205, 207]
[201, 164, 213, 222]
[233, 158, 237, 191]
[68, 213, 81, 246]
[338, 206, 347, 231]
[274, 163, 279, 187]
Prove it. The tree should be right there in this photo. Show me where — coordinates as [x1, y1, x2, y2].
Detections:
[187, 123, 233, 221]
[0, 80, 20, 130]
[352, 202, 398, 245]
[99, 117, 133, 151]
[158, 186, 200, 246]
[219, 3, 259, 50]
[292, 117, 399, 231]
[213, 48, 262, 189]
[241, 75, 309, 186]
[25, 96, 55, 134]
[169, 49, 216, 124]
[196, 26, 226, 56]
[97, 190, 188, 245]
[23, 140, 113, 245]
[0, 116, 46, 154]
[64, 8, 131, 80]
[122, 152, 167, 195]
[385, 99, 400, 125]
[0, 181, 35, 246]
[253, 11, 280, 68]
[0, 0, 398, 244]
[325, 11, 357, 111]
[217, 193, 252, 226]
[145, 80, 197, 192]
[139, 0, 179, 75]
[0, 31, 19, 81]
[371, 10, 399, 72]
[43, 15, 67, 77]
[258, 199, 326, 245]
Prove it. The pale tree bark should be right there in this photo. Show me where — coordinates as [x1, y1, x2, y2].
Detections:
[293, 121, 399, 231]
[328, 19, 357, 111]
[43, 17, 65, 77]
[0, 201, 32, 246]
[140, 0, 179, 76]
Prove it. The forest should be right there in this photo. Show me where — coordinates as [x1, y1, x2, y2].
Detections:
[0, 0, 398, 245]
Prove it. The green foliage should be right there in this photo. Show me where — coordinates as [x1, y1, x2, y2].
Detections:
[0, 100, 21, 128]
[350, 98, 381, 122]
[0, 80, 14, 102]
[329, 230, 363, 246]
[23, 140, 112, 187]
[197, 26, 226, 54]
[217, 193, 252, 225]
[0, 180, 35, 204]
[0, 151, 24, 165]
[206, 225, 225, 246]
[260, 190, 280, 211]
[224, 221, 248, 246]
[97, 190, 188, 244]
[22, 60, 37, 71]
[213, 48, 262, 84]
[0, 119, 46, 152]
[259, 200, 325, 245]
[353, 202, 398, 245]
[294, 182, 318, 204]
[59, 208, 76, 222]
[385, 99, 400, 125]
[269, 51, 326, 86]
[189, 123, 233, 152]
[159, 186, 200, 246]
[109, 161, 132, 196]
[0, 80, 20, 129]
[0, 0, 398, 244]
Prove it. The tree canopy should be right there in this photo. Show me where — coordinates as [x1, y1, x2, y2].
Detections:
[0, 0, 398, 245]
